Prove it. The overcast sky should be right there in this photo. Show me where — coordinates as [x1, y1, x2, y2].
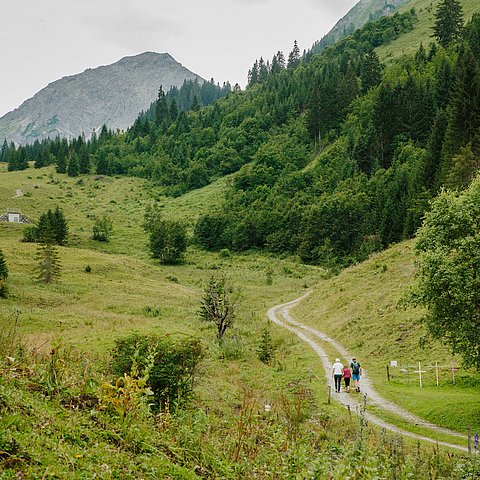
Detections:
[0, 0, 357, 117]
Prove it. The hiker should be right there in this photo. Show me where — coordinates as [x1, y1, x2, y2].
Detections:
[342, 363, 352, 392]
[351, 357, 362, 392]
[332, 358, 343, 393]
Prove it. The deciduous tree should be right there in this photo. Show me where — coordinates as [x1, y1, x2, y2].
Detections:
[198, 274, 238, 340]
[414, 176, 480, 369]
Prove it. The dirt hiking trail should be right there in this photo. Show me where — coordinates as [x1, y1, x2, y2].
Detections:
[268, 292, 470, 453]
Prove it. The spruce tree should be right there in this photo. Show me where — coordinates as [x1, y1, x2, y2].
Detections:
[67, 152, 79, 177]
[78, 148, 90, 174]
[52, 207, 69, 245]
[442, 46, 480, 165]
[35, 233, 61, 284]
[169, 98, 179, 122]
[247, 60, 259, 87]
[191, 94, 201, 112]
[0, 248, 8, 298]
[360, 50, 383, 93]
[287, 40, 301, 69]
[155, 86, 169, 127]
[433, 0, 464, 48]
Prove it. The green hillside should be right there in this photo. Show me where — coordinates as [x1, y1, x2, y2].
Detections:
[2, 2, 480, 476]
[0, 168, 476, 478]
[377, 0, 479, 60]
[293, 240, 480, 434]
[312, 0, 410, 53]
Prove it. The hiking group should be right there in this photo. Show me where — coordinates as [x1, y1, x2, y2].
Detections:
[332, 357, 362, 393]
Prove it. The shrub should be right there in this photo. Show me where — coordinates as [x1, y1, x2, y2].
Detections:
[257, 329, 276, 364]
[92, 215, 113, 242]
[147, 217, 187, 264]
[198, 274, 238, 340]
[110, 333, 203, 411]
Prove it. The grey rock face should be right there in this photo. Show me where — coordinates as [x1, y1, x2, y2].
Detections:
[313, 0, 410, 54]
[0, 52, 203, 145]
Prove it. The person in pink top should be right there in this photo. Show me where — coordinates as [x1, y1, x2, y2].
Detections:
[342, 364, 352, 392]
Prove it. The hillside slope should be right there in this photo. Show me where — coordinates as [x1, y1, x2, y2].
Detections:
[377, 0, 479, 60]
[312, 0, 410, 53]
[0, 52, 203, 145]
[292, 241, 480, 433]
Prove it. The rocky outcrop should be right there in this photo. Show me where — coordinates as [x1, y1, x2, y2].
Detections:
[312, 0, 411, 54]
[0, 52, 203, 145]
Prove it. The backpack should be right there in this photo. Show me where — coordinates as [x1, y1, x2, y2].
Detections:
[351, 362, 360, 375]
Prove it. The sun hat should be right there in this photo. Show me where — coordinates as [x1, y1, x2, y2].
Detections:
[335, 358, 340, 362]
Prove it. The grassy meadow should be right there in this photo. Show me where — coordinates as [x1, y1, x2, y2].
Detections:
[293, 240, 480, 438]
[377, 0, 479, 61]
[0, 167, 478, 477]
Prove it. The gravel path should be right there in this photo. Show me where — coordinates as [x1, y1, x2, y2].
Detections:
[268, 292, 470, 453]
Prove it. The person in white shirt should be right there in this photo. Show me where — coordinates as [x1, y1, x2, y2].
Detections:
[332, 358, 343, 393]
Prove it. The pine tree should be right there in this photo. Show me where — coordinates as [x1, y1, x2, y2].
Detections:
[191, 94, 201, 112]
[257, 329, 276, 364]
[442, 46, 480, 164]
[169, 98, 179, 122]
[248, 60, 259, 87]
[258, 57, 269, 83]
[67, 152, 79, 177]
[287, 40, 301, 69]
[0, 248, 8, 298]
[52, 207, 69, 246]
[445, 143, 480, 189]
[155, 86, 169, 127]
[433, 0, 464, 48]
[360, 50, 383, 93]
[35, 239, 61, 284]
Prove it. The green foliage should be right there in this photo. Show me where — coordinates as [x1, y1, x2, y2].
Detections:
[0, 248, 8, 298]
[433, 0, 465, 48]
[445, 143, 480, 189]
[414, 176, 480, 368]
[92, 214, 113, 242]
[35, 239, 61, 284]
[4, 3, 480, 272]
[257, 329, 276, 364]
[149, 219, 187, 264]
[143, 203, 187, 264]
[110, 333, 203, 411]
[194, 214, 227, 251]
[100, 347, 155, 421]
[23, 207, 69, 245]
[198, 274, 238, 340]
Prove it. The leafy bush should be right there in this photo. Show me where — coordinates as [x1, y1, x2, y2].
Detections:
[110, 333, 203, 411]
[92, 214, 113, 242]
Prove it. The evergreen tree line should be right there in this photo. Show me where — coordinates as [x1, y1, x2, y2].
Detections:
[0, 78, 229, 176]
[193, 5, 480, 268]
[23, 207, 69, 245]
[0, 9, 418, 191]
[2, 2, 477, 269]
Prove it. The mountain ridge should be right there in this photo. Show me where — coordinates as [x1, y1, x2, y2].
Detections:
[0, 52, 203, 145]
